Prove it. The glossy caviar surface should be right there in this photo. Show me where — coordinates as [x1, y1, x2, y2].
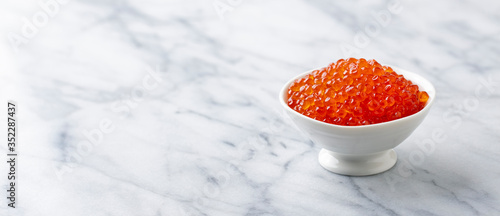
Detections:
[287, 58, 429, 126]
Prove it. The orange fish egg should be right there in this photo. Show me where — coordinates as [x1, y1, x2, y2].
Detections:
[287, 58, 429, 126]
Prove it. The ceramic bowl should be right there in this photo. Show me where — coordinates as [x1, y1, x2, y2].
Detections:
[279, 66, 435, 176]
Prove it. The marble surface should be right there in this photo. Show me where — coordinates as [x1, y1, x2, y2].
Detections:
[1, 0, 500, 215]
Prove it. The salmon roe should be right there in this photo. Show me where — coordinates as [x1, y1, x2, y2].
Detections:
[287, 58, 429, 126]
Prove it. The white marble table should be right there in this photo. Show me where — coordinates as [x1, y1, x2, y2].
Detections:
[1, 0, 499, 215]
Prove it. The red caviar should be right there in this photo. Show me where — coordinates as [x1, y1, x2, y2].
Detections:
[287, 58, 429, 126]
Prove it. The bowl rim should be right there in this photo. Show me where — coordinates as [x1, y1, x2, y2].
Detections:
[279, 65, 436, 129]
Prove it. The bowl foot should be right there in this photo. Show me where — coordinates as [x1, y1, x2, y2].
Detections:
[318, 148, 397, 176]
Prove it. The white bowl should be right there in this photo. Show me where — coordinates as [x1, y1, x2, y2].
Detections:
[279, 66, 436, 176]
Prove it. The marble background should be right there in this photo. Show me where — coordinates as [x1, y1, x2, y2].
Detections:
[1, 0, 500, 215]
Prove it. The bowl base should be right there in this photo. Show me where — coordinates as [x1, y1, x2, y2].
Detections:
[318, 148, 397, 176]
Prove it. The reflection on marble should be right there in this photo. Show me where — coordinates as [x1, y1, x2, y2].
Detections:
[1, 0, 500, 215]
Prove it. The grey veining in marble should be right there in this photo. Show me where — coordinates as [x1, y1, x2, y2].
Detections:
[1, 0, 500, 215]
